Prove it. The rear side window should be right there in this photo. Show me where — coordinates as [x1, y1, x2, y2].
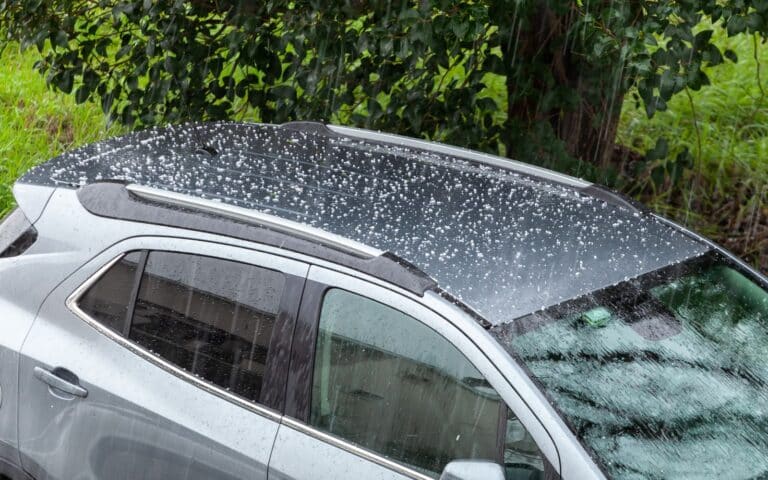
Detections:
[77, 250, 287, 406]
[78, 251, 143, 333]
[129, 251, 285, 403]
[0, 208, 37, 258]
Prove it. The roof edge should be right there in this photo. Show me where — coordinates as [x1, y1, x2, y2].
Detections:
[326, 124, 592, 189]
[126, 184, 382, 258]
[77, 182, 439, 296]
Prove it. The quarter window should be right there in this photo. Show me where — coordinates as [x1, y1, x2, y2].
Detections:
[129, 251, 285, 403]
[309, 289, 545, 479]
[78, 251, 142, 333]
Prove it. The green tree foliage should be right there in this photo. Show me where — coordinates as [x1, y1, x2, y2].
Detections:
[0, 0, 760, 167]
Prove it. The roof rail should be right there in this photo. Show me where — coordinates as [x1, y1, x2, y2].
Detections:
[79, 183, 437, 295]
[281, 121, 339, 136]
[579, 184, 645, 213]
[125, 184, 382, 258]
[324, 124, 647, 213]
[325, 124, 592, 189]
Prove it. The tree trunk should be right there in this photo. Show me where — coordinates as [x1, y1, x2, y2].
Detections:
[502, 2, 625, 168]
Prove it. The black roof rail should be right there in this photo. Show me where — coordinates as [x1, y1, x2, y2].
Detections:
[77, 182, 437, 296]
[280, 121, 340, 136]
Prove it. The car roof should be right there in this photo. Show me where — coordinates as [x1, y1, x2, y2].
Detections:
[18, 121, 708, 324]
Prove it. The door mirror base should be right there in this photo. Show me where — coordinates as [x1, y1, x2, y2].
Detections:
[439, 460, 505, 480]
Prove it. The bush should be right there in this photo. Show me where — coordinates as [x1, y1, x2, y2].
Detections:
[2, 1, 764, 165]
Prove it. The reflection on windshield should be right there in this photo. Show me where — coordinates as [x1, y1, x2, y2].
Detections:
[491, 252, 768, 479]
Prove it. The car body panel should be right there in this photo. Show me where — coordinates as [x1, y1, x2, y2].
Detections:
[11, 183, 55, 225]
[17, 236, 309, 480]
[269, 419, 419, 480]
[0, 192, 89, 470]
[3, 122, 739, 480]
[269, 264, 566, 480]
[7, 187, 606, 478]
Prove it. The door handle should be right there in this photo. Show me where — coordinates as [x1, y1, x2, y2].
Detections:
[33, 366, 88, 398]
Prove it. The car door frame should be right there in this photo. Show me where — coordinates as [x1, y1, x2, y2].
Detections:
[64, 236, 308, 414]
[278, 263, 562, 480]
[17, 234, 309, 479]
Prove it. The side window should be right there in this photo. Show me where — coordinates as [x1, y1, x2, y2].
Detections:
[310, 289, 545, 479]
[129, 251, 285, 404]
[78, 251, 142, 333]
[77, 249, 288, 406]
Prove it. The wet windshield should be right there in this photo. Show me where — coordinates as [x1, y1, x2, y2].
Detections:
[491, 252, 768, 479]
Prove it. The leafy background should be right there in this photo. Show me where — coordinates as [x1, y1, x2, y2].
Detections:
[0, 0, 766, 271]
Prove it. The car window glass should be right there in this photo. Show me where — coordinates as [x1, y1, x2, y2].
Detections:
[504, 407, 546, 479]
[78, 251, 142, 333]
[310, 288, 544, 479]
[129, 251, 285, 404]
[494, 252, 768, 479]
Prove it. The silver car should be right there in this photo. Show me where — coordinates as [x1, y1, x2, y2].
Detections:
[0, 121, 766, 480]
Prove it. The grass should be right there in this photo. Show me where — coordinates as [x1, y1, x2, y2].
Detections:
[0, 45, 121, 218]
[617, 28, 768, 270]
[620, 32, 768, 180]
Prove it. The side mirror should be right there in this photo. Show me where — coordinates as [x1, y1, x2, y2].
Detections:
[439, 460, 505, 480]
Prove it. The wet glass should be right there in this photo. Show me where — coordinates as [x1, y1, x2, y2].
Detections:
[78, 251, 142, 333]
[130, 251, 285, 403]
[310, 288, 544, 479]
[493, 252, 768, 479]
[503, 407, 545, 478]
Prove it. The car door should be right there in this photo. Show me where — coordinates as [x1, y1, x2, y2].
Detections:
[268, 265, 560, 480]
[17, 236, 308, 480]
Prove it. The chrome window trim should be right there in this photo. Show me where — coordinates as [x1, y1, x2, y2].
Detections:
[281, 416, 434, 480]
[327, 124, 591, 189]
[126, 184, 383, 258]
[65, 253, 283, 423]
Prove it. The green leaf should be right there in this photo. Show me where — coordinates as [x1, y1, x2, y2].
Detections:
[111, 3, 134, 21]
[368, 97, 382, 117]
[52, 30, 68, 48]
[704, 45, 724, 66]
[646, 137, 669, 161]
[75, 85, 91, 103]
[688, 70, 710, 90]
[115, 43, 131, 60]
[756, 0, 768, 13]
[57, 70, 74, 94]
[724, 49, 738, 63]
[476, 97, 497, 112]
[747, 13, 764, 31]
[693, 29, 713, 49]
[450, 17, 469, 40]
[126, 75, 138, 91]
[31, 26, 50, 51]
[398, 9, 420, 26]
[269, 85, 296, 102]
[659, 70, 677, 100]
[727, 15, 747, 36]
